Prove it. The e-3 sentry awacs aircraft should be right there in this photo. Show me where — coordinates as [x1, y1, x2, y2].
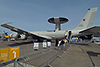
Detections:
[1, 7, 100, 42]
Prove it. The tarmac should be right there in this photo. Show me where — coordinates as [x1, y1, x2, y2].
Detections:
[51, 42, 100, 67]
[0, 40, 100, 67]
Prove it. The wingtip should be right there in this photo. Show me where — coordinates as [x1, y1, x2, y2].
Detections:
[1, 22, 13, 26]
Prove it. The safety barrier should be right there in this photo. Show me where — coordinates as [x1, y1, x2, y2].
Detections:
[17, 43, 70, 67]
[42, 42, 70, 67]
[0, 47, 20, 63]
[0, 42, 55, 67]
[19, 42, 55, 57]
[0, 41, 70, 67]
[14, 49, 53, 67]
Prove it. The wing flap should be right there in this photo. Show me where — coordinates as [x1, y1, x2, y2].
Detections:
[79, 26, 100, 34]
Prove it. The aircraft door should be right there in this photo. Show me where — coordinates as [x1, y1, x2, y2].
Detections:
[68, 31, 72, 40]
[65, 31, 72, 40]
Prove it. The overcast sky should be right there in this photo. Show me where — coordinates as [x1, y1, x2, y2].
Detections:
[0, 0, 100, 34]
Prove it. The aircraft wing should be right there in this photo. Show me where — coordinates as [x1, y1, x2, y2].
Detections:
[79, 26, 100, 35]
[1, 23, 52, 39]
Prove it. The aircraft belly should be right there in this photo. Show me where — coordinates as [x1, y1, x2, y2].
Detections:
[48, 31, 66, 39]
[30, 30, 67, 39]
[36, 31, 66, 39]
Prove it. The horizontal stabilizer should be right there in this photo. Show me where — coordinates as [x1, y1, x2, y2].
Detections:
[79, 26, 100, 34]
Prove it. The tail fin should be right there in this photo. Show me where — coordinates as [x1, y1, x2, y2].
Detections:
[73, 7, 98, 30]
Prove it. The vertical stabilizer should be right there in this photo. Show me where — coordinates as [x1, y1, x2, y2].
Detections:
[73, 7, 98, 30]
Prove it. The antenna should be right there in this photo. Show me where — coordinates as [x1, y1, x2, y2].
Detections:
[48, 17, 68, 31]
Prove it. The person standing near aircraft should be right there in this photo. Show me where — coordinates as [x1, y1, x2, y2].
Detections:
[58, 39, 61, 47]
[58, 39, 65, 50]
